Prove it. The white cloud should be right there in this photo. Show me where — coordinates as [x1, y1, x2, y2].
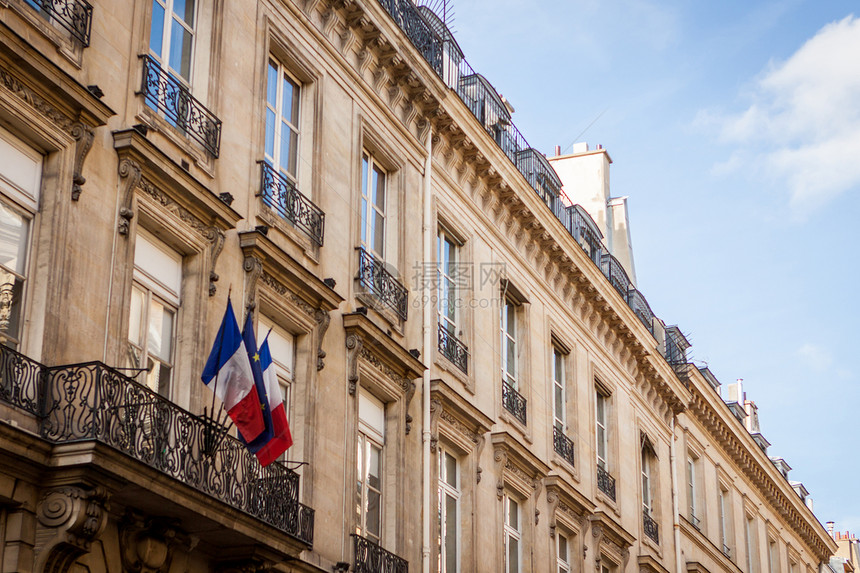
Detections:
[706, 15, 860, 212]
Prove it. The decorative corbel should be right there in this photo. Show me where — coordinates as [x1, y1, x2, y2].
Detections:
[373, 67, 390, 93]
[242, 255, 263, 311]
[429, 397, 442, 451]
[314, 308, 331, 371]
[357, 48, 373, 76]
[402, 378, 416, 434]
[207, 227, 225, 296]
[120, 510, 192, 573]
[71, 122, 94, 201]
[494, 447, 507, 500]
[533, 478, 543, 524]
[304, 0, 323, 15]
[117, 158, 142, 235]
[35, 486, 111, 573]
[345, 334, 363, 395]
[591, 522, 604, 570]
[322, 6, 339, 36]
[546, 489, 560, 537]
[621, 547, 630, 572]
[474, 431, 487, 483]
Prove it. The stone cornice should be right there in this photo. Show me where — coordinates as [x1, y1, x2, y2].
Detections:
[343, 311, 426, 381]
[685, 369, 836, 562]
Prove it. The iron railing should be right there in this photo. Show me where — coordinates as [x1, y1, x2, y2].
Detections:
[501, 379, 527, 425]
[140, 55, 222, 157]
[663, 326, 691, 385]
[258, 162, 325, 246]
[377, 0, 443, 75]
[565, 204, 604, 265]
[553, 425, 575, 467]
[643, 511, 659, 544]
[627, 288, 655, 334]
[357, 247, 408, 320]
[0, 346, 313, 547]
[352, 533, 408, 573]
[438, 323, 468, 374]
[597, 465, 616, 501]
[601, 253, 631, 302]
[26, 0, 93, 46]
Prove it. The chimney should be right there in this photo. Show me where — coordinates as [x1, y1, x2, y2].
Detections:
[827, 522, 835, 537]
[554, 145, 561, 156]
[727, 379, 743, 403]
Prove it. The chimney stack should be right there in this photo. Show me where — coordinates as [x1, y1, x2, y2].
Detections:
[554, 145, 561, 156]
[827, 521, 835, 537]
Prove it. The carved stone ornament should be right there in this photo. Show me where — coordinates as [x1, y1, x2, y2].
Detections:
[346, 333, 363, 396]
[208, 228, 225, 296]
[120, 510, 192, 573]
[243, 255, 263, 311]
[35, 486, 110, 573]
[117, 158, 142, 235]
[314, 308, 330, 371]
[429, 397, 442, 452]
[403, 378, 416, 435]
[533, 478, 543, 525]
[494, 447, 508, 500]
[546, 489, 560, 538]
[475, 432, 487, 483]
[71, 123, 94, 200]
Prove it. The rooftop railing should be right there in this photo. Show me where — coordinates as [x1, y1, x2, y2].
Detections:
[26, 0, 93, 46]
[601, 253, 632, 303]
[0, 346, 313, 547]
[259, 162, 325, 246]
[628, 288, 656, 334]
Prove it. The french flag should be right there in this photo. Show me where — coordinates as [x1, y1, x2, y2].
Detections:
[201, 300, 265, 442]
[253, 335, 293, 466]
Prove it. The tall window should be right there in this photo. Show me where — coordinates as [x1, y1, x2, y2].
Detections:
[718, 485, 730, 556]
[687, 454, 698, 525]
[556, 533, 570, 573]
[767, 537, 779, 573]
[149, 0, 195, 84]
[500, 300, 517, 389]
[127, 231, 181, 396]
[595, 390, 609, 470]
[552, 348, 565, 431]
[0, 128, 40, 351]
[356, 391, 385, 544]
[504, 495, 521, 573]
[265, 59, 300, 183]
[745, 514, 758, 572]
[641, 447, 652, 515]
[437, 229, 459, 336]
[438, 450, 460, 573]
[360, 152, 386, 258]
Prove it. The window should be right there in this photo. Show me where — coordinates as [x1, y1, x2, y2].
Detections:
[264, 58, 300, 183]
[356, 391, 385, 544]
[501, 299, 517, 388]
[504, 495, 521, 573]
[595, 390, 608, 470]
[745, 514, 759, 572]
[149, 0, 195, 85]
[552, 348, 565, 431]
[360, 152, 386, 258]
[641, 447, 652, 515]
[127, 231, 181, 396]
[767, 537, 779, 573]
[437, 229, 459, 338]
[556, 533, 570, 573]
[438, 450, 460, 573]
[0, 128, 41, 351]
[718, 485, 731, 557]
[687, 454, 701, 527]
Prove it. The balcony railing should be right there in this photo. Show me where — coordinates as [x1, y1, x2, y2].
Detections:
[596, 465, 616, 501]
[0, 346, 313, 546]
[601, 253, 631, 302]
[553, 425, 575, 467]
[438, 323, 468, 374]
[352, 533, 408, 573]
[259, 162, 325, 246]
[357, 247, 408, 320]
[140, 55, 222, 157]
[627, 288, 655, 334]
[27, 0, 93, 46]
[501, 380, 527, 425]
[377, 0, 443, 76]
[643, 511, 659, 544]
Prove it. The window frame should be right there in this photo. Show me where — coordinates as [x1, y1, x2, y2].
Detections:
[595, 388, 609, 471]
[500, 298, 518, 390]
[552, 346, 565, 431]
[438, 448, 461, 573]
[264, 57, 302, 184]
[360, 151, 387, 260]
[437, 227, 461, 336]
[556, 532, 570, 573]
[148, 0, 197, 86]
[641, 446, 652, 515]
[356, 392, 385, 545]
[504, 494, 522, 573]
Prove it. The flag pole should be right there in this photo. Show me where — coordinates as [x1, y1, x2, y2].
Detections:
[203, 285, 232, 456]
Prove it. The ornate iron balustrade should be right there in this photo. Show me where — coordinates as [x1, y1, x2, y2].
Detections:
[258, 162, 325, 246]
[597, 465, 616, 501]
[601, 253, 631, 302]
[502, 380, 527, 425]
[553, 425, 575, 467]
[0, 345, 313, 547]
[0, 344, 44, 416]
[663, 326, 691, 385]
[627, 288, 655, 334]
[438, 323, 468, 374]
[26, 0, 93, 45]
[643, 511, 659, 544]
[357, 247, 408, 320]
[140, 55, 222, 157]
[566, 204, 604, 265]
[377, 0, 442, 75]
[352, 533, 408, 573]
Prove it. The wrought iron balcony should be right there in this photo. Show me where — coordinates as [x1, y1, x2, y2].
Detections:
[26, 0, 93, 46]
[627, 288, 655, 334]
[643, 511, 659, 544]
[352, 533, 408, 573]
[501, 380, 527, 425]
[438, 323, 468, 374]
[0, 346, 313, 547]
[596, 465, 616, 501]
[553, 425, 575, 467]
[600, 253, 631, 303]
[258, 162, 325, 246]
[140, 55, 222, 157]
[377, 0, 442, 75]
[357, 247, 408, 321]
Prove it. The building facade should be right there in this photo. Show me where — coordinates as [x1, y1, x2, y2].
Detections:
[0, 0, 835, 572]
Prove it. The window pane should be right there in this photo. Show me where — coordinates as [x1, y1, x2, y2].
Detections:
[128, 286, 145, 346]
[0, 269, 24, 345]
[265, 109, 275, 159]
[282, 74, 299, 125]
[266, 61, 278, 108]
[372, 165, 385, 208]
[506, 338, 516, 379]
[508, 498, 518, 529]
[279, 121, 294, 175]
[169, 20, 193, 80]
[149, 0, 165, 57]
[373, 211, 384, 255]
[444, 494, 457, 571]
[508, 537, 519, 573]
[158, 305, 175, 361]
[172, 0, 194, 26]
[554, 384, 564, 421]
[366, 489, 381, 537]
[0, 203, 28, 275]
[368, 444, 381, 489]
[558, 535, 567, 560]
[445, 452, 457, 487]
[597, 426, 606, 461]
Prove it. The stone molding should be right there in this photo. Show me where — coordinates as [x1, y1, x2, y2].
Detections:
[34, 485, 110, 573]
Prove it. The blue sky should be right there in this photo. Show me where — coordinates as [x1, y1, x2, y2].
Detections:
[450, 0, 860, 533]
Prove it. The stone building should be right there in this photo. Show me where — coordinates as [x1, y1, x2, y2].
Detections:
[0, 0, 835, 572]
